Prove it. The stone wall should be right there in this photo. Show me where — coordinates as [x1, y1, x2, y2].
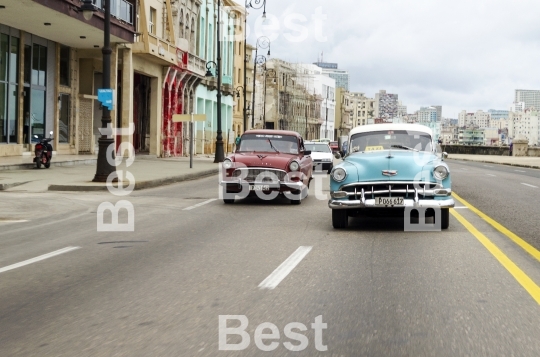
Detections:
[442, 145, 540, 157]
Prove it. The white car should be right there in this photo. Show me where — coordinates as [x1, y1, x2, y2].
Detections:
[305, 141, 334, 173]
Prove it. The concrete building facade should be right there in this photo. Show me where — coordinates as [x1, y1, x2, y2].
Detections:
[374, 89, 398, 119]
[515, 89, 540, 112]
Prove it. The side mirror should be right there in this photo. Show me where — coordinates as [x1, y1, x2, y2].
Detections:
[303, 150, 311, 156]
[334, 152, 342, 159]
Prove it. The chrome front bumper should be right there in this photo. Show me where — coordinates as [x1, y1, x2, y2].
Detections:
[220, 180, 305, 191]
[328, 198, 455, 209]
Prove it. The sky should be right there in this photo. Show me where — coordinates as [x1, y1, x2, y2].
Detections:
[236, 0, 540, 118]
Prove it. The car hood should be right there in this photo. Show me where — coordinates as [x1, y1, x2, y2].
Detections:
[343, 150, 438, 181]
[232, 152, 296, 169]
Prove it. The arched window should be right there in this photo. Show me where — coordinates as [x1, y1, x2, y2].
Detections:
[191, 17, 196, 52]
[179, 10, 184, 38]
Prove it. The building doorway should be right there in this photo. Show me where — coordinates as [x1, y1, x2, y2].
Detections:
[133, 73, 151, 153]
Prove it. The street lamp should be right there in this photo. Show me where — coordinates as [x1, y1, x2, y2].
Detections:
[244, 0, 268, 133]
[81, 0, 117, 182]
[251, 36, 270, 129]
[205, 58, 224, 162]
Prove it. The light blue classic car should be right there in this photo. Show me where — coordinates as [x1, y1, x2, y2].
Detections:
[328, 123, 454, 229]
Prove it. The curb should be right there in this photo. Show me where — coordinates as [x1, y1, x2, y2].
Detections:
[48, 168, 219, 192]
[0, 182, 29, 191]
[448, 158, 540, 170]
[0, 159, 97, 171]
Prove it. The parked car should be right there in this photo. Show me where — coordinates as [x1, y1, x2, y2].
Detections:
[305, 141, 333, 173]
[328, 123, 454, 229]
[329, 141, 339, 153]
[221, 130, 313, 205]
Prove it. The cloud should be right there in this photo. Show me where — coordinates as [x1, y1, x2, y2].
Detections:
[239, 0, 540, 117]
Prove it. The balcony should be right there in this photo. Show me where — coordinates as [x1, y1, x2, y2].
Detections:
[91, 0, 134, 25]
[132, 33, 178, 66]
[187, 53, 206, 77]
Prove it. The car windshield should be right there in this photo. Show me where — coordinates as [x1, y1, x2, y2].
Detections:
[305, 143, 331, 153]
[349, 130, 433, 153]
[238, 134, 299, 154]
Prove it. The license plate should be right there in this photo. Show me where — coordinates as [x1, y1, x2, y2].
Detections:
[375, 197, 404, 206]
[249, 185, 270, 191]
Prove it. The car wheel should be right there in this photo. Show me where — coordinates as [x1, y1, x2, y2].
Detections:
[327, 165, 333, 174]
[332, 209, 348, 229]
[223, 199, 235, 204]
[441, 208, 449, 229]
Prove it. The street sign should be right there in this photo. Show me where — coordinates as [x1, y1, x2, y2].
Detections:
[172, 114, 206, 122]
[97, 89, 115, 110]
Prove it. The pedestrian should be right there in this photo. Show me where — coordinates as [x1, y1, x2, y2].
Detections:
[509, 142, 513, 156]
[234, 134, 241, 151]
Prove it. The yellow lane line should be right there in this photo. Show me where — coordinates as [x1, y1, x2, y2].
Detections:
[450, 208, 540, 305]
[453, 192, 540, 263]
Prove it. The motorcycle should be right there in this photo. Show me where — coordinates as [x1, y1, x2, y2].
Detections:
[33, 131, 54, 169]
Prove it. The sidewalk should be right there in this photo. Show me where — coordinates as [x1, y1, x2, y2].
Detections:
[448, 154, 540, 169]
[0, 155, 219, 192]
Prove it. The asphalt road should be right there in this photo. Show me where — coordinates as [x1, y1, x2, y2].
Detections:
[1, 162, 540, 356]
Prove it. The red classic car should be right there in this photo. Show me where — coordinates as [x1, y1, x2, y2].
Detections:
[220, 130, 313, 204]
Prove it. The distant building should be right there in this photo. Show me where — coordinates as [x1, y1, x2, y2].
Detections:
[397, 101, 407, 117]
[431, 105, 442, 121]
[488, 109, 509, 120]
[313, 62, 349, 91]
[508, 109, 539, 145]
[374, 90, 398, 119]
[350, 92, 375, 127]
[417, 107, 437, 123]
[515, 89, 540, 112]
[458, 110, 490, 128]
[510, 101, 525, 112]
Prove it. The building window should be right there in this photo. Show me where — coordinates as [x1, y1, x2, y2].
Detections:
[0, 33, 19, 144]
[59, 46, 70, 87]
[149, 7, 156, 35]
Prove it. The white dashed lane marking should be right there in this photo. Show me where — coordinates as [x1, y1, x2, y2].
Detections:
[0, 247, 80, 274]
[259, 246, 312, 290]
[521, 183, 538, 188]
[183, 199, 218, 211]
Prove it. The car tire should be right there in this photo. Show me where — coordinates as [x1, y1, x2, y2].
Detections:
[223, 199, 235, 204]
[441, 208, 449, 229]
[290, 186, 307, 205]
[332, 209, 348, 229]
[327, 165, 333, 174]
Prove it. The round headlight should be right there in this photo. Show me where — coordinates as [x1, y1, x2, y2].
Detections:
[332, 167, 347, 182]
[223, 159, 233, 169]
[289, 161, 300, 172]
[433, 165, 449, 180]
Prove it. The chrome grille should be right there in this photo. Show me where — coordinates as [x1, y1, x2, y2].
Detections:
[233, 168, 287, 182]
[341, 182, 442, 199]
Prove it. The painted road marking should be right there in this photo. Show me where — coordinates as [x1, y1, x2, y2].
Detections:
[0, 247, 81, 274]
[450, 209, 540, 305]
[183, 199, 217, 211]
[0, 220, 28, 224]
[453, 207, 469, 209]
[521, 183, 538, 188]
[259, 246, 312, 290]
[452, 192, 540, 263]
[486, 174, 496, 177]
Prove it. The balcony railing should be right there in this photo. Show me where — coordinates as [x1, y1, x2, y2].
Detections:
[90, 0, 134, 25]
[222, 75, 232, 86]
[187, 53, 206, 77]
